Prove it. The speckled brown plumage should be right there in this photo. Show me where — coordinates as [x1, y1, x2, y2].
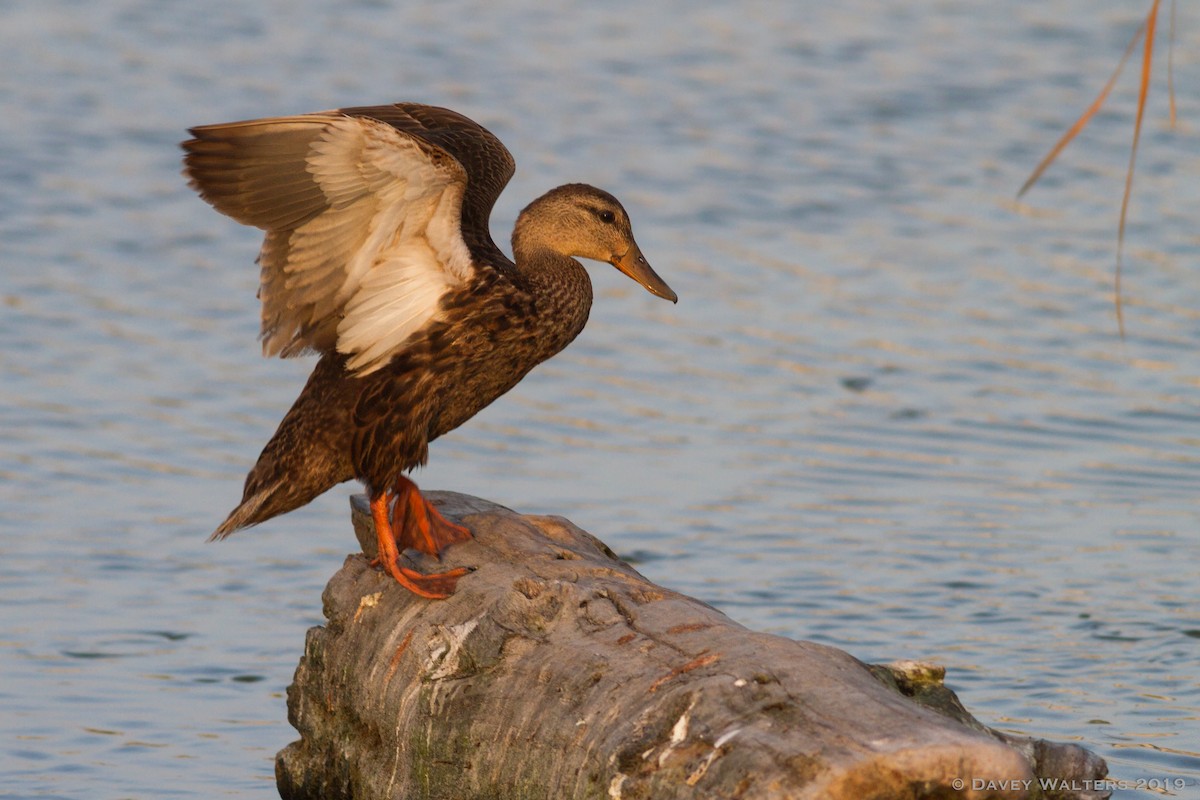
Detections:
[183, 102, 676, 597]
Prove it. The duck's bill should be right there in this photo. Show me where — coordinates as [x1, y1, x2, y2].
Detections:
[612, 245, 678, 303]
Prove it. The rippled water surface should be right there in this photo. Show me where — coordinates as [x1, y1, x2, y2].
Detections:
[3, 1, 1199, 797]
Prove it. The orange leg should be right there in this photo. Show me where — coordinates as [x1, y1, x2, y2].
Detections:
[369, 492, 468, 599]
[391, 476, 473, 558]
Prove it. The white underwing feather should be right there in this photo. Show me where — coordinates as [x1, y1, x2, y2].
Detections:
[187, 112, 478, 374]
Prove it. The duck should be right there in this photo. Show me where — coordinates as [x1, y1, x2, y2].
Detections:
[182, 103, 676, 598]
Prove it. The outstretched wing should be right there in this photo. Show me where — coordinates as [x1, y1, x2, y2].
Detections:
[183, 105, 511, 375]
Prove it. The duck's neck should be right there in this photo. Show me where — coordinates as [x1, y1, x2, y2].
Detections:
[511, 244, 594, 357]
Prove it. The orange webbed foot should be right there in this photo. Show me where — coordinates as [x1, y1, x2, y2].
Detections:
[369, 557, 470, 599]
[369, 490, 471, 599]
[391, 476, 474, 558]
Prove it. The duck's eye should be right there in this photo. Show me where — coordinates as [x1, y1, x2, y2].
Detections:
[599, 210, 616, 224]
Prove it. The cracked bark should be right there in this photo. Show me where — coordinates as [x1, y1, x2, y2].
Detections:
[275, 492, 1110, 800]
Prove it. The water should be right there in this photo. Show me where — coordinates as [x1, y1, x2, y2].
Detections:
[2, 1, 1198, 797]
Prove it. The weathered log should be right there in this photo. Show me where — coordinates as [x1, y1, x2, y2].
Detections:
[275, 492, 1109, 800]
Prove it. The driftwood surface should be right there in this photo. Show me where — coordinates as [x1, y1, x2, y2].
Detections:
[275, 492, 1109, 800]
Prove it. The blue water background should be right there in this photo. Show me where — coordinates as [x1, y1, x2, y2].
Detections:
[2, 1, 1198, 796]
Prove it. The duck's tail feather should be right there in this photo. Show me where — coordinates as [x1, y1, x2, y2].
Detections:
[210, 483, 280, 541]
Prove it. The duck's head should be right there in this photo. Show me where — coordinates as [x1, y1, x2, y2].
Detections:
[513, 183, 677, 303]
